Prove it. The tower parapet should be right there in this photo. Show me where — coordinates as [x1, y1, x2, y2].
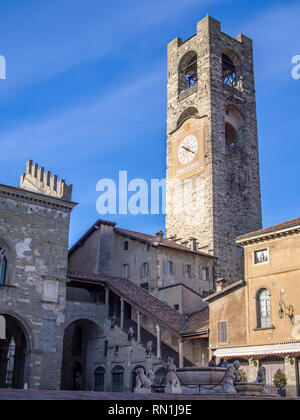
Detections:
[20, 160, 73, 201]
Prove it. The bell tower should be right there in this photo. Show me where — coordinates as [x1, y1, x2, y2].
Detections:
[165, 16, 262, 284]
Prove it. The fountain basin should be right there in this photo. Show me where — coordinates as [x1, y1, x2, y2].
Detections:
[176, 367, 228, 395]
[235, 382, 266, 395]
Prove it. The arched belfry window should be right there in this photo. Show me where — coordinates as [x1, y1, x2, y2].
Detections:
[178, 51, 198, 95]
[0, 247, 8, 285]
[222, 53, 237, 87]
[257, 289, 271, 329]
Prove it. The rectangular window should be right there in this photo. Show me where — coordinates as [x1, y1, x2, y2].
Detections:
[186, 265, 192, 278]
[166, 261, 173, 275]
[218, 321, 227, 344]
[174, 304, 179, 311]
[124, 241, 129, 251]
[202, 267, 209, 281]
[254, 249, 269, 265]
[123, 264, 129, 278]
[142, 263, 149, 277]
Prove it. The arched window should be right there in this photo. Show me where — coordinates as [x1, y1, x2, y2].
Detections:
[94, 367, 105, 392]
[224, 105, 245, 151]
[222, 53, 237, 87]
[111, 365, 124, 392]
[178, 51, 198, 95]
[0, 247, 8, 285]
[177, 107, 199, 128]
[257, 289, 271, 329]
[225, 122, 238, 149]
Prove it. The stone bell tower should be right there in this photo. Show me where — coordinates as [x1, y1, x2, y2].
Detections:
[165, 16, 262, 284]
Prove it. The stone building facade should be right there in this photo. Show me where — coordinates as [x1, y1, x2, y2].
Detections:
[205, 217, 300, 397]
[165, 15, 262, 284]
[68, 220, 216, 303]
[0, 161, 76, 390]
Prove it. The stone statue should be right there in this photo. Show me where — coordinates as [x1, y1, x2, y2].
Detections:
[165, 364, 182, 394]
[233, 360, 241, 383]
[223, 365, 237, 394]
[128, 327, 134, 342]
[134, 367, 153, 394]
[146, 341, 153, 358]
[255, 366, 266, 384]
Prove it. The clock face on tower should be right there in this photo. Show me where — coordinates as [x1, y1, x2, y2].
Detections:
[178, 135, 198, 165]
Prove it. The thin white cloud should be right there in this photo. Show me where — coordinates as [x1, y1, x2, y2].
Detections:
[0, 0, 210, 97]
[0, 66, 162, 162]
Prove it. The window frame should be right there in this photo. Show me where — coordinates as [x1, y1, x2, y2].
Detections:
[253, 248, 269, 266]
[166, 261, 174, 275]
[122, 264, 129, 279]
[142, 262, 149, 278]
[256, 288, 272, 330]
[217, 321, 228, 344]
[0, 240, 14, 286]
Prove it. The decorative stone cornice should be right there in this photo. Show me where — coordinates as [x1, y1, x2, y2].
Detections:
[236, 226, 300, 246]
[0, 183, 77, 212]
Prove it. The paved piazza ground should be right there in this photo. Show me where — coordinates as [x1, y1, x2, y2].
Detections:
[0, 389, 296, 400]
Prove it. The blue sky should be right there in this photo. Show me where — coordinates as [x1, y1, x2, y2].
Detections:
[0, 0, 299, 246]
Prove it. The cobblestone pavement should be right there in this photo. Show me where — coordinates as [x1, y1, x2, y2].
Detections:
[0, 389, 295, 400]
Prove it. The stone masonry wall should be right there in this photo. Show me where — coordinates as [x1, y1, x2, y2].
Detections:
[0, 184, 75, 390]
[165, 16, 262, 284]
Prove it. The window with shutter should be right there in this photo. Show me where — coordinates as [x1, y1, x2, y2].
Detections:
[218, 321, 227, 344]
[257, 289, 271, 328]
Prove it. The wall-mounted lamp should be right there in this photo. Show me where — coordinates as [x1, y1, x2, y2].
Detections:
[279, 301, 295, 324]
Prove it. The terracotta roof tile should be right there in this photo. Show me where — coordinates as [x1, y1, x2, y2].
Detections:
[67, 271, 187, 333]
[236, 217, 300, 242]
[180, 307, 209, 335]
[114, 227, 214, 258]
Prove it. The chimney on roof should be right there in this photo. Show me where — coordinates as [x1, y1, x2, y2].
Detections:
[190, 237, 198, 252]
[216, 278, 227, 292]
[156, 231, 164, 243]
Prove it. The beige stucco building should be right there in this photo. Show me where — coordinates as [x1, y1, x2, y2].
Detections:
[205, 217, 300, 397]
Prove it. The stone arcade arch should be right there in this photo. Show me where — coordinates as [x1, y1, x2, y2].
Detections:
[0, 313, 32, 389]
[61, 319, 103, 391]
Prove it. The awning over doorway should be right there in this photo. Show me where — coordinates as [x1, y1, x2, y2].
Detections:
[214, 342, 300, 358]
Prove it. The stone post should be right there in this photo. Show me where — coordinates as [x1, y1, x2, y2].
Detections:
[156, 325, 161, 359]
[137, 311, 141, 344]
[120, 298, 125, 330]
[284, 356, 298, 398]
[178, 339, 184, 368]
[105, 288, 110, 319]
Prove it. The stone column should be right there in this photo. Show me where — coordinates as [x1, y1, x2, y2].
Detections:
[285, 356, 298, 398]
[137, 311, 141, 344]
[178, 339, 184, 368]
[156, 325, 161, 359]
[120, 298, 125, 330]
[105, 288, 110, 319]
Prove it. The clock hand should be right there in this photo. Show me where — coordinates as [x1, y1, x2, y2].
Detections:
[182, 145, 195, 154]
